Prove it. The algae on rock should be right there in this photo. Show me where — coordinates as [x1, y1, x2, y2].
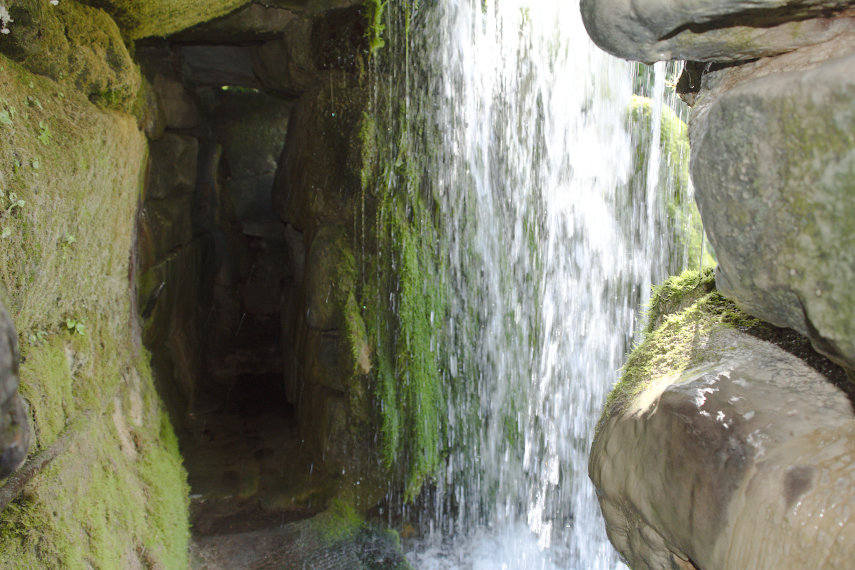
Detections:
[274, 58, 447, 502]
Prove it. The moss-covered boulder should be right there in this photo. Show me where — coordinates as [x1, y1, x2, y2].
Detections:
[591, 271, 855, 569]
[0, 0, 139, 111]
[691, 47, 855, 371]
[76, 0, 251, 39]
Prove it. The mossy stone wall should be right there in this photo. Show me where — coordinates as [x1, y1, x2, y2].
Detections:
[0, 9, 189, 566]
[78, 0, 251, 39]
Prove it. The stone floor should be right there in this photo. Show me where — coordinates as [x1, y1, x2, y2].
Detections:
[180, 369, 339, 568]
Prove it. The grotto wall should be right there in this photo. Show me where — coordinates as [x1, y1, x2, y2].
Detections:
[0, 1, 194, 566]
[583, 1, 855, 568]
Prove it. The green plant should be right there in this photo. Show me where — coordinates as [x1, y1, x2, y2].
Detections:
[27, 330, 47, 346]
[37, 121, 51, 145]
[64, 318, 85, 336]
[61, 233, 75, 247]
[58, 233, 76, 259]
[0, 189, 25, 212]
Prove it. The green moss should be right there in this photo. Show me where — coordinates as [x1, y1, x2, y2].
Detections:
[628, 96, 714, 271]
[603, 270, 760, 431]
[17, 337, 74, 449]
[644, 267, 716, 334]
[0, 56, 145, 338]
[137, 408, 191, 568]
[357, 80, 446, 500]
[364, 0, 388, 57]
[79, 0, 251, 40]
[0, 350, 189, 568]
[0, 54, 188, 567]
[311, 497, 364, 544]
[303, 499, 412, 569]
[0, 1, 140, 112]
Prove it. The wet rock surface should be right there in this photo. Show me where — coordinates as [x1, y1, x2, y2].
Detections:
[581, 2, 855, 562]
[580, 0, 855, 63]
[190, 514, 408, 569]
[591, 314, 855, 569]
[691, 45, 855, 371]
[0, 300, 29, 479]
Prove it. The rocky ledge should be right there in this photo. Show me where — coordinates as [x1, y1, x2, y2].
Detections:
[590, 273, 855, 569]
[580, 0, 855, 63]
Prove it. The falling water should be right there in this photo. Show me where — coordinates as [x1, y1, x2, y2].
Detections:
[370, 0, 692, 567]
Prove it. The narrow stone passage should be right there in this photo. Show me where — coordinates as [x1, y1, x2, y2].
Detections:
[130, 6, 414, 567]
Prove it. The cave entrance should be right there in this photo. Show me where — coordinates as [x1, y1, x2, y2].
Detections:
[133, 6, 377, 559]
[133, 27, 334, 538]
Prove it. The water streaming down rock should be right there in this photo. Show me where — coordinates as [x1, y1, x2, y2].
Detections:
[368, 1, 692, 567]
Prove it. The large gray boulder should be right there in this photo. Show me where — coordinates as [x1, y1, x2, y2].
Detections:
[590, 288, 855, 569]
[580, 0, 855, 62]
[0, 300, 30, 479]
[691, 46, 855, 370]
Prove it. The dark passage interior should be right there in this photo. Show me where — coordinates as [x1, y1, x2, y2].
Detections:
[133, 3, 374, 554]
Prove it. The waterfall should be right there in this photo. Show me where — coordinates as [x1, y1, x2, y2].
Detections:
[367, 0, 691, 567]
